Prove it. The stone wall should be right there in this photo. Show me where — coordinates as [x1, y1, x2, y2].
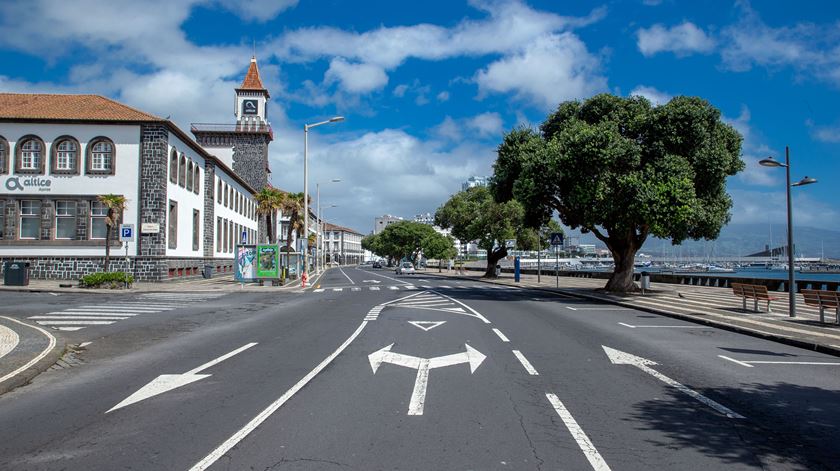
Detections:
[0, 256, 236, 282]
[137, 124, 169, 281]
[231, 133, 269, 193]
[203, 160, 216, 260]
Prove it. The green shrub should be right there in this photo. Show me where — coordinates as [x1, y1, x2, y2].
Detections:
[79, 272, 134, 289]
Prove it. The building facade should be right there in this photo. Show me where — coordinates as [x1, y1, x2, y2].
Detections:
[0, 59, 270, 281]
[324, 222, 363, 265]
[461, 175, 489, 191]
[373, 214, 403, 234]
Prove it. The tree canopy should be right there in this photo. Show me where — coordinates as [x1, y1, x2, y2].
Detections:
[492, 93, 743, 291]
[363, 221, 438, 265]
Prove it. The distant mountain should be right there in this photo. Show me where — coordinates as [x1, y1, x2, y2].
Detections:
[642, 224, 840, 259]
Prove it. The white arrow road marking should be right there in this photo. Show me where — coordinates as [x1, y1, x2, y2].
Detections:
[408, 321, 446, 332]
[368, 343, 486, 415]
[718, 355, 840, 367]
[546, 393, 612, 471]
[107, 342, 257, 413]
[618, 322, 708, 329]
[603, 346, 745, 419]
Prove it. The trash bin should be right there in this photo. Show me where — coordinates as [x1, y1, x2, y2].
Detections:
[202, 264, 213, 279]
[495, 264, 502, 277]
[4, 261, 30, 286]
[640, 271, 651, 291]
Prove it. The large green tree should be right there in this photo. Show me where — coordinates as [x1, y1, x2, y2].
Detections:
[434, 186, 529, 278]
[370, 221, 437, 265]
[421, 233, 458, 272]
[493, 94, 744, 292]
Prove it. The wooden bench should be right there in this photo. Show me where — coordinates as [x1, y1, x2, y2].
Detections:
[802, 289, 840, 324]
[732, 282, 779, 313]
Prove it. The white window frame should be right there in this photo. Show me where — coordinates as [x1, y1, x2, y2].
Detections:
[91, 140, 113, 171]
[56, 140, 77, 171]
[55, 200, 77, 239]
[21, 139, 41, 170]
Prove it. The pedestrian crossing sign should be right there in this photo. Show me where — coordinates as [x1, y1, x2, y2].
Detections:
[549, 232, 564, 246]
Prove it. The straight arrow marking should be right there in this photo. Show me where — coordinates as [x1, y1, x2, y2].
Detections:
[107, 342, 257, 413]
[603, 346, 745, 419]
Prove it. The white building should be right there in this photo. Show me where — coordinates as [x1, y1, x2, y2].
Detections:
[324, 222, 364, 265]
[461, 176, 490, 191]
[373, 214, 403, 234]
[0, 58, 271, 281]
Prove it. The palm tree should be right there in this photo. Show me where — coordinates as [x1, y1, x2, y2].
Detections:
[98, 194, 127, 272]
[280, 191, 306, 254]
[255, 187, 283, 243]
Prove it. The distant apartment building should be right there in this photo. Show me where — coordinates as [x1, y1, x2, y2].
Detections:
[324, 222, 363, 265]
[413, 212, 434, 225]
[373, 214, 403, 234]
[461, 176, 490, 191]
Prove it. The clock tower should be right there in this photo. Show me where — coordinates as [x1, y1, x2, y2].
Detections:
[235, 56, 270, 126]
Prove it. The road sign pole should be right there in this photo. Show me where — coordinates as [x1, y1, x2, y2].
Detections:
[537, 238, 541, 284]
[556, 246, 559, 288]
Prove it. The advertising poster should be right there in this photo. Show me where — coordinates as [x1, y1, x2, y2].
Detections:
[235, 245, 257, 281]
[256, 244, 280, 278]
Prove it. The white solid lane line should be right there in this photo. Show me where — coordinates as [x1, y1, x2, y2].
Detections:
[492, 328, 510, 342]
[718, 355, 754, 368]
[618, 322, 708, 329]
[0, 316, 57, 386]
[546, 393, 612, 471]
[338, 266, 355, 284]
[512, 350, 539, 375]
[35, 320, 116, 325]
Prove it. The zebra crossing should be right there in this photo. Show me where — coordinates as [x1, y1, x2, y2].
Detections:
[28, 292, 226, 331]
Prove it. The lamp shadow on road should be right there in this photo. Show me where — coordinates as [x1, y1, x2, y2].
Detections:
[625, 382, 840, 470]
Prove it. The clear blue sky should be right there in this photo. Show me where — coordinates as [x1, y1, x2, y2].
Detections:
[1, 0, 838, 235]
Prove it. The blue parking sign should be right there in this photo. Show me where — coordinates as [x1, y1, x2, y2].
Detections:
[119, 224, 134, 242]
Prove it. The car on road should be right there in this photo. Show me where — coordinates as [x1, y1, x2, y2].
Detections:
[395, 262, 415, 275]
[372, 261, 382, 269]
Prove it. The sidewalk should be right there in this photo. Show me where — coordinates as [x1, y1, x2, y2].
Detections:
[0, 270, 324, 294]
[433, 270, 840, 357]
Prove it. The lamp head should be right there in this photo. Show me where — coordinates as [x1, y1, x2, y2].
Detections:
[331, 179, 342, 183]
[759, 156, 784, 168]
[792, 176, 817, 187]
[329, 116, 345, 123]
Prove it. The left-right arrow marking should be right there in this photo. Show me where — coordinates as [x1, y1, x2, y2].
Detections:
[603, 345, 745, 419]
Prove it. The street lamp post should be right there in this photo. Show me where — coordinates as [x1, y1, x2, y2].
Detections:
[303, 116, 344, 281]
[759, 146, 818, 318]
[316, 179, 341, 274]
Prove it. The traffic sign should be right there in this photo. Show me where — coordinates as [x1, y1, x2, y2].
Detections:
[505, 239, 516, 249]
[241, 230, 247, 244]
[549, 232, 564, 246]
[119, 224, 134, 242]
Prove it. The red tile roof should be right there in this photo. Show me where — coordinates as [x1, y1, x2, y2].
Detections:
[0, 93, 163, 122]
[240, 57, 266, 91]
[324, 222, 363, 235]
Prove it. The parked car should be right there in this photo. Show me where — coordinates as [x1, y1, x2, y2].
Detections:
[372, 261, 382, 269]
[396, 262, 415, 275]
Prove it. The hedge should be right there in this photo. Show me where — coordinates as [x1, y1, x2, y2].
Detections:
[79, 272, 134, 289]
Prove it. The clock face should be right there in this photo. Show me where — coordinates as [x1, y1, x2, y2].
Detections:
[242, 99, 258, 115]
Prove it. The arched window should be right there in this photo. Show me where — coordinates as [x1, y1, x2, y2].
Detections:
[169, 149, 178, 184]
[86, 137, 115, 175]
[15, 135, 46, 174]
[0, 136, 8, 175]
[51, 136, 81, 175]
[186, 161, 194, 191]
[193, 165, 200, 194]
[178, 154, 186, 187]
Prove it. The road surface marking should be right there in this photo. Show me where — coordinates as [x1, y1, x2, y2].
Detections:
[351, 287, 361, 292]
[718, 355, 754, 368]
[370, 287, 380, 291]
[368, 343, 486, 415]
[29, 316, 129, 320]
[429, 290, 492, 324]
[439, 285, 451, 288]
[618, 322, 708, 329]
[0, 323, 20, 360]
[313, 289, 325, 293]
[57, 327, 84, 331]
[0, 317, 57, 386]
[79, 342, 92, 348]
[363, 280, 382, 284]
[338, 266, 355, 284]
[333, 288, 343, 292]
[108, 343, 258, 413]
[189, 320, 371, 471]
[35, 320, 116, 325]
[65, 307, 163, 312]
[357, 268, 410, 285]
[492, 328, 510, 342]
[546, 393, 612, 471]
[42, 311, 139, 316]
[512, 350, 539, 375]
[405, 285, 417, 290]
[389, 286, 399, 290]
[566, 306, 578, 311]
[408, 321, 446, 332]
[421, 285, 432, 289]
[603, 346, 744, 419]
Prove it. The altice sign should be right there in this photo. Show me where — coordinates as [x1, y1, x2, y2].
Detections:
[4, 176, 52, 192]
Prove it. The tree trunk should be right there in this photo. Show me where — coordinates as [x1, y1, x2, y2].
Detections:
[483, 247, 507, 278]
[604, 239, 638, 293]
[438, 260, 442, 273]
[104, 224, 112, 272]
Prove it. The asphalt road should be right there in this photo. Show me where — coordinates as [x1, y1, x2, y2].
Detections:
[0, 266, 839, 470]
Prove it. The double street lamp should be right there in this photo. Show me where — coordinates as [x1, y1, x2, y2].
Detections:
[303, 116, 344, 281]
[759, 146, 818, 318]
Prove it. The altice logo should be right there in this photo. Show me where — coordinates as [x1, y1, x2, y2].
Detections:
[4, 176, 51, 191]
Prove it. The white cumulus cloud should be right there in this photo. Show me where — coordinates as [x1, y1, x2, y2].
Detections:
[324, 58, 389, 94]
[636, 21, 716, 57]
[629, 85, 672, 105]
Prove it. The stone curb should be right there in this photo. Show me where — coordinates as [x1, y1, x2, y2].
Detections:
[428, 272, 840, 359]
[0, 335, 66, 397]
